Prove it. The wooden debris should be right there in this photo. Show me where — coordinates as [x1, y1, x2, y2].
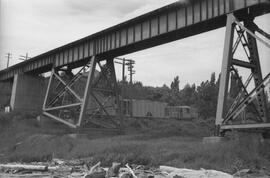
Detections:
[160, 166, 233, 178]
[0, 173, 51, 177]
[106, 162, 121, 178]
[89, 162, 101, 173]
[0, 161, 235, 178]
[125, 164, 137, 178]
[0, 164, 48, 171]
[84, 171, 106, 178]
[119, 172, 132, 178]
[52, 158, 65, 165]
[84, 162, 106, 178]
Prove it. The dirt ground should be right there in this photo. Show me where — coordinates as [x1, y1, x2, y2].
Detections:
[0, 112, 270, 176]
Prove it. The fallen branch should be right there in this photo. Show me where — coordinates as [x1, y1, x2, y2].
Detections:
[0, 164, 72, 173]
[89, 161, 101, 173]
[0, 164, 47, 171]
[0, 173, 51, 177]
[125, 164, 137, 178]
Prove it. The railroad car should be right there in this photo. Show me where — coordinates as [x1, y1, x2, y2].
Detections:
[164, 106, 198, 119]
[123, 99, 197, 119]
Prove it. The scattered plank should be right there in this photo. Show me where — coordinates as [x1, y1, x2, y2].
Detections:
[125, 164, 137, 178]
[0, 164, 47, 171]
[0, 173, 51, 178]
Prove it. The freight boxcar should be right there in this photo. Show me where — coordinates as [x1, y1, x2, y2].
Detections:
[164, 106, 198, 119]
[87, 95, 197, 119]
[123, 99, 167, 118]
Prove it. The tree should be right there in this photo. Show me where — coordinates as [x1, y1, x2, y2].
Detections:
[210, 72, 216, 85]
[179, 84, 197, 106]
[170, 76, 180, 92]
[167, 76, 180, 105]
[229, 70, 242, 98]
[195, 73, 219, 119]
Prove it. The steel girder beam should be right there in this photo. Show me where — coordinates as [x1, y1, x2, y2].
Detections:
[1, 0, 270, 81]
[42, 56, 123, 131]
[221, 123, 270, 130]
[107, 58, 124, 132]
[77, 56, 97, 127]
[215, 13, 270, 135]
[224, 73, 270, 124]
[215, 14, 235, 128]
[244, 20, 269, 122]
[82, 58, 123, 130]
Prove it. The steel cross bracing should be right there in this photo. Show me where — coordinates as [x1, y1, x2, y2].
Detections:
[43, 56, 123, 131]
[215, 13, 270, 135]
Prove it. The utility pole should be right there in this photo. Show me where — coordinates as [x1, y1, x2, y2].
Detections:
[114, 57, 135, 117]
[115, 58, 135, 84]
[122, 58, 126, 83]
[126, 59, 135, 84]
[19, 53, 30, 61]
[115, 57, 129, 83]
[5, 53, 12, 68]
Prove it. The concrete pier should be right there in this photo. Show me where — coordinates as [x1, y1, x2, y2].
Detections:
[202, 136, 227, 145]
[0, 81, 12, 111]
[10, 74, 46, 112]
[203, 132, 265, 145]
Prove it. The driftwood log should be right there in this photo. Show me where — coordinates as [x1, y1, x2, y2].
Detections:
[0, 164, 48, 171]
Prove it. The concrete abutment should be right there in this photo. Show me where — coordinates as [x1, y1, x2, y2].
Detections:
[203, 132, 265, 145]
[0, 80, 12, 111]
[10, 74, 46, 112]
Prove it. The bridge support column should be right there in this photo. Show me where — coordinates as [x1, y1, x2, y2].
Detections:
[215, 14, 235, 129]
[0, 81, 12, 111]
[215, 13, 270, 135]
[10, 74, 46, 112]
[43, 56, 123, 131]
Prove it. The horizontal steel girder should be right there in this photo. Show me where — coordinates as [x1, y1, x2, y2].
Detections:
[1, 0, 270, 81]
[221, 123, 270, 130]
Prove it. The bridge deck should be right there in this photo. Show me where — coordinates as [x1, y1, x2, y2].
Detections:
[0, 0, 269, 81]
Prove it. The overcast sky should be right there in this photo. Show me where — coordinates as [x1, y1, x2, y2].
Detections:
[0, 0, 269, 88]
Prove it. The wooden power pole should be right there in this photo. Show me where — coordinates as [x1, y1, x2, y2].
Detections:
[5, 53, 12, 68]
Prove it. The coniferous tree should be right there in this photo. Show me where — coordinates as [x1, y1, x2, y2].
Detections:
[180, 84, 197, 106]
[229, 70, 242, 98]
[170, 76, 180, 92]
[195, 73, 219, 119]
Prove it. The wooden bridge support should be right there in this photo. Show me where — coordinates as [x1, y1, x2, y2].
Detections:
[42, 56, 123, 131]
[216, 13, 270, 135]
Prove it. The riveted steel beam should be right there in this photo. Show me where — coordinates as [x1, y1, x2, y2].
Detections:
[216, 13, 270, 135]
[1, 0, 269, 81]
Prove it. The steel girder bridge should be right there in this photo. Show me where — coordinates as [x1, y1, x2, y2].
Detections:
[0, 0, 270, 135]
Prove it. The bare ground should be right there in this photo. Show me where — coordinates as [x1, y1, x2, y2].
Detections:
[0, 112, 270, 175]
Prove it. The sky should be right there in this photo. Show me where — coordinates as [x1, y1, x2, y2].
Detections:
[0, 0, 269, 88]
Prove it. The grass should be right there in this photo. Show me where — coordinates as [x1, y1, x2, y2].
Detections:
[0, 112, 270, 174]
